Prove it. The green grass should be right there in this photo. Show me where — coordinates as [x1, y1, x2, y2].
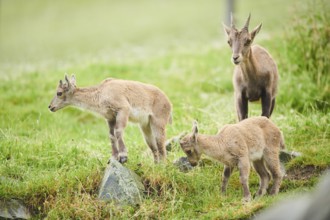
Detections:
[0, 0, 329, 219]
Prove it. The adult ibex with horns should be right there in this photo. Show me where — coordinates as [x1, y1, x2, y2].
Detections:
[223, 14, 279, 121]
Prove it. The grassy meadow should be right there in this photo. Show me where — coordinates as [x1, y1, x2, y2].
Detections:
[0, 0, 329, 219]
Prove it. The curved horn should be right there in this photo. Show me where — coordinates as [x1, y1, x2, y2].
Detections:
[64, 74, 72, 89]
[243, 13, 251, 30]
[65, 74, 70, 84]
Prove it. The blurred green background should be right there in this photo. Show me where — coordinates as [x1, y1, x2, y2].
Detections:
[1, 0, 299, 75]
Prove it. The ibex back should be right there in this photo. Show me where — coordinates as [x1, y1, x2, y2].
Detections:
[223, 14, 279, 121]
[49, 75, 172, 164]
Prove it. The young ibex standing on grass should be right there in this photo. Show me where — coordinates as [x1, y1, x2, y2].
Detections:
[223, 14, 279, 121]
[48, 75, 172, 164]
[179, 116, 284, 202]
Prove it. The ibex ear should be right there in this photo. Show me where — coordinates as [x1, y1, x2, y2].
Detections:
[251, 23, 262, 40]
[59, 80, 63, 87]
[70, 74, 76, 87]
[192, 120, 199, 142]
[64, 74, 73, 90]
[222, 23, 231, 36]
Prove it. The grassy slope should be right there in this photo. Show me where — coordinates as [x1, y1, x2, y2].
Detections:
[0, 0, 329, 219]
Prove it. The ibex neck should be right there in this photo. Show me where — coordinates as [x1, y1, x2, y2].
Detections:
[197, 134, 223, 159]
[240, 48, 257, 77]
[71, 87, 101, 113]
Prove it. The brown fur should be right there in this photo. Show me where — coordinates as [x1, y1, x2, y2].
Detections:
[49, 75, 172, 163]
[180, 116, 284, 202]
[223, 14, 279, 121]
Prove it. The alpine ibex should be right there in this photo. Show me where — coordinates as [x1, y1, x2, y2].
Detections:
[48, 75, 172, 164]
[223, 14, 279, 121]
[180, 117, 284, 202]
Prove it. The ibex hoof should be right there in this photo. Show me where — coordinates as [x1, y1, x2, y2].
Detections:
[119, 156, 128, 164]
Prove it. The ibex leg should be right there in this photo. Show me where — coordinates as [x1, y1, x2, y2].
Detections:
[261, 90, 272, 118]
[150, 117, 167, 162]
[115, 110, 129, 163]
[107, 120, 118, 162]
[269, 98, 276, 117]
[221, 165, 233, 194]
[253, 159, 270, 197]
[236, 93, 248, 121]
[141, 123, 159, 163]
[238, 157, 251, 202]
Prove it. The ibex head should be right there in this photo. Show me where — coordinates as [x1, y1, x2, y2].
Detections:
[48, 74, 76, 112]
[179, 121, 201, 166]
[223, 13, 262, 65]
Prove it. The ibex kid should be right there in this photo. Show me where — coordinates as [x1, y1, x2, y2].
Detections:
[49, 75, 172, 164]
[180, 117, 284, 202]
[223, 14, 279, 121]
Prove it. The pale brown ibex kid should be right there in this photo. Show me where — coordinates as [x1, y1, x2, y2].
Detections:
[223, 14, 279, 121]
[180, 116, 284, 202]
[48, 75, 172, 164]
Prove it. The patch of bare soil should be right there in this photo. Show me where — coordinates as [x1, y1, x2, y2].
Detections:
[285, 165, 329, 180]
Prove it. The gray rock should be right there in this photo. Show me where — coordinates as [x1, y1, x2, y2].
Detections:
[0, 199, 31, 219]
[278, 150, 301, 177]
[280, 150, 302, 163]
[98, 159, 145, 206]
[174, 157, 194, 172]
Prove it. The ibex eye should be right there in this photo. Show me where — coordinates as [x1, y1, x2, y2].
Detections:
[186, 150, 192, 154]
[245, 39, 251, 46]
[227, 40, 232, 46]
[57, 92, 63, 96]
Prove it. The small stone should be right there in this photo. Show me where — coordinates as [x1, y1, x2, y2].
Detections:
[98, 159, 145, 206]
[173, 157, 194, 172]
[280, 150, 302, 163]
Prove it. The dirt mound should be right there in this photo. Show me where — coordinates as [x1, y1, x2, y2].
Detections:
[285, 165, 329, 180]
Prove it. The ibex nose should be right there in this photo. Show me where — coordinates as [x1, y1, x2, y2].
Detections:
[48, 105, 55, 112]
[232, 55, 241, 64]
[233, 55, 239, 61]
